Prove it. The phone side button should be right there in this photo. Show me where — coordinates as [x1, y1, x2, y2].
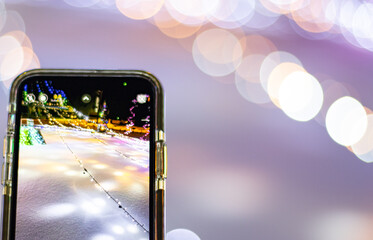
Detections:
[1, 162, 5, 186]
[163, 144, 167, 179]
[3, 136, 6, 159]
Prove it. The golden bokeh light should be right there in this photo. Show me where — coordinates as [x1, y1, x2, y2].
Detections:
[291, 0, 335, 33]
[152, 8, 202, 39]
[192, 28, 242, 77]
[260, 0, 307, 15]
[260, 51, 303, 93]
[0, 46, 24, 82]
[165, 0, 212, 26]
[239, 34, 277, 57]
[116, 0, 164, 20]
[267, 62, 305, 107]
[4, 30, 33, 49]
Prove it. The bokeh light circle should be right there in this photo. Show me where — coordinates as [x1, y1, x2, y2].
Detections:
[315, 79, 350, 126]
[0, 10, 25, 35]
[167, 229, 201, 240]
[351, 114, 373, 163]
[235, 54, 271, 104]
[208, 0, 256, 29]
[239, 34, 277, 56]
[0, 35, 21, 56]
[278, 71, 323, 121]
[165, 0, 215, 26]
[245, 5, 279, 30]
[116, 0, 164, 20]
[309, 211, 373, 240]
[352, 3, 373, 51]
[0, 47, 24, 82]
[4, 31, 33, 49]
[291, 0, 335, 33]
[64, 0, 100, 8]
[192, 28, 242, 77]
[0, 0, 6, 33]
[267, 62, 305, 107]
[260, 51, 303, 93]
[152, 8, 201, 39]
[326, 96, 368, 146]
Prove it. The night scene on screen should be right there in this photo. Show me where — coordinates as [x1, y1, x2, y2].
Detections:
[16, 79, 151, 240]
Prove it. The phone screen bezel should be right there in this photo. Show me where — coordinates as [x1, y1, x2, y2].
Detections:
[7, 71, 158, 240]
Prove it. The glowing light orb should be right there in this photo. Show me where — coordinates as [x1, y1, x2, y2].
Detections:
[81, 200, 103, 215]
[278, 71, 323, 121]
[167, 229, 201, 240]
[315, 79, 350, 126]
[127, 224, 139, 234]
[309, 211, 372, 240]
[260, 51, 303, 93]
[267, 62, 305, 107]
[239, 34, 277, 56]
[91, 234, 115, 240]
[326, 96, 368, 146]
[259, 0, 306, 14]
[0, 35, 20, 56]
[192, 28, 242, 77]
[1, 11, 25, 35]
[352, 3, 373, 51]
[113, 171, 124, 176]
[208, 0, 256, 29]
[165, 0, 216, 25]
[291, 0, 335, 33]
[111, 225, 125, 234]
[0, 46, 40, 89]
[93, 164, 107, 169]
[0, 0, 6, 33]
[64, 0, 100, 8]
[235, 54, 270, 104]
[116, 0, 164, 20]
[153, 8, 201, 39]
[100, 181, 118, 191]
[351, 114, 373, 163]
[39, 204, 76, 219]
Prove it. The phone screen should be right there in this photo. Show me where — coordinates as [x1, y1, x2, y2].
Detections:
[14, 76, 154, 240]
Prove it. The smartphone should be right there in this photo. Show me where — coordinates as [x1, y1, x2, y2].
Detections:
[1, 69, 167, 240]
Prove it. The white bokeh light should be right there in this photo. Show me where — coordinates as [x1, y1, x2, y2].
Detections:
[279, 71, 323, 122]
[309, 211, 373, 240]
[116, 0, 164, 20]
[326, 96, 368, 146]
[39, 203, 76, 219]
[260, 51, 303, 93]
[192, 28, 242, 77]
[351, 114, 373, 163]
[167, 229, 201, 240]
[235, 54, 271, 104]
[127, 224, 139, 234]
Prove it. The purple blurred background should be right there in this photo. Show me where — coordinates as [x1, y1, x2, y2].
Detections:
[1, 1, 373, 239]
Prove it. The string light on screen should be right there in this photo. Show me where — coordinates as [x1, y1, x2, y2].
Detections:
[33, 105, 149, 233]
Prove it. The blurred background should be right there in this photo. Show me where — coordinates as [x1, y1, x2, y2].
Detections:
[1, 0, 373, 239]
